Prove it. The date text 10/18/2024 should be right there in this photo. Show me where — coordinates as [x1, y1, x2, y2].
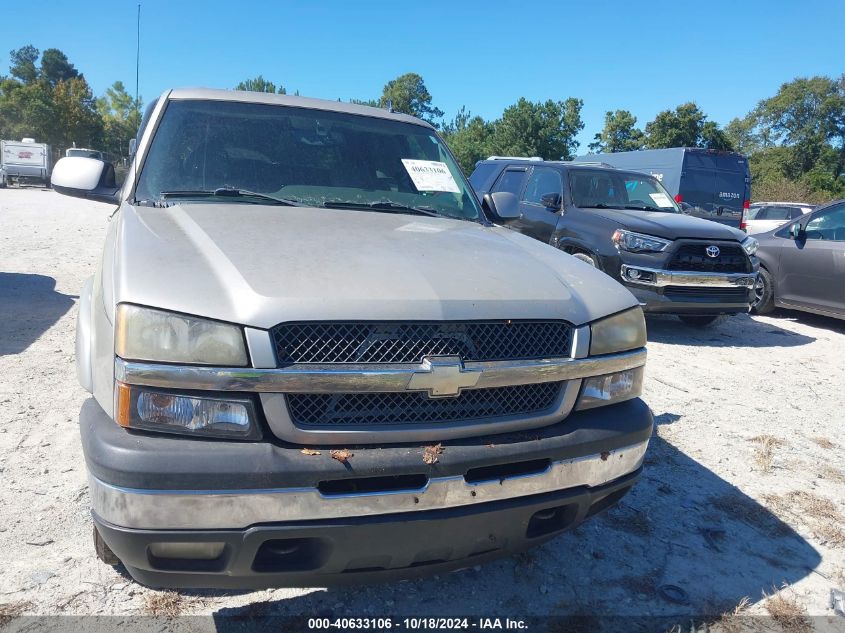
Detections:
[308, 618, 529, 630]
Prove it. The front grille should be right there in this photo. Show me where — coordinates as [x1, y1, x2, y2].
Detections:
[286, 382, 563, 426]
[272, 321, 573, 365]
[667, 244, 751, 273]
[664, 286, 750, 302]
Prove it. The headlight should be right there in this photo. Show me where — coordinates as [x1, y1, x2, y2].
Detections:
[612, 229, 671, 253]
[576, 366, 644, 410]
[589, 307, 647, 356]
[115, 304, 248, 366]
[741, 236, 758, 256]
[115, 383, 261, 439]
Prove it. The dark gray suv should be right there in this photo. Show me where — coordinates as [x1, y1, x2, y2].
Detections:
[470, 158, 760, 327]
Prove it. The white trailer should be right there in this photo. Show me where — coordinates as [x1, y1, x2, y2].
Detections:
[0, 138, 52, 187]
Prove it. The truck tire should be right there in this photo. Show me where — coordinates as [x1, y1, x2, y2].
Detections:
[751, 268, 775, 314]
[93, 525, 120, 567]
[571, 251, 598, 268]
[678, 315, 721, 327]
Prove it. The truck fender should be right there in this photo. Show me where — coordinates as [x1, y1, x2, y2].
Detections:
[75, 276, 94, 392]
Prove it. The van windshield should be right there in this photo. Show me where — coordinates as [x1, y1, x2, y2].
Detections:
[134, 100, 481, 221]
[569, 169, 681, 213]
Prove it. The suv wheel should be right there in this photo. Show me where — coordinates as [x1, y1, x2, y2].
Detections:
[678, 315, 721, 327]
[93, 525, 120, 566]
[751, 268, 775, 314]
[571, 251, 598, 268]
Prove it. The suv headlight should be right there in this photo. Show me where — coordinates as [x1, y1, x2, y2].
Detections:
[612, 229, 671, 253]
[589, 307, 647, 356]
[115, 304, 248, 366]
[741, 236, 758, 256]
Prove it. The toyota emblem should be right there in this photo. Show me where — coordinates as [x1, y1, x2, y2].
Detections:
[705, 245, 720, 258]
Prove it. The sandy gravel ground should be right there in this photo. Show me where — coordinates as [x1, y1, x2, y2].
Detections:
[1, 187, 844, 630]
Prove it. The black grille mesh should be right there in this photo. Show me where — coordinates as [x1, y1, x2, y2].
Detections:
[667, 244, 751, 273]
[664, 286, 750, 301]
[272, 321, 573, 365]
[286, 382, 563, 426]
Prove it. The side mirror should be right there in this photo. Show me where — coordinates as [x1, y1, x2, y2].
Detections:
[789, 222, 804, 240]
[51, 157, 120, 204]
[539, 192, 562, 211]
[482, 191, 520, 220]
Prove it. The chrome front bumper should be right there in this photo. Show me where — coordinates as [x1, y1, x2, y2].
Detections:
[620, 264, 757, 288]
[89, 440, 648, 530]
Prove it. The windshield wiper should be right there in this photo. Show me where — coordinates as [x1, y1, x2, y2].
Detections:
[322, 200, 444, 218]
[159, 188, 305, 206]
[582, 203, 625, 209]
[621, 204, 665, 212]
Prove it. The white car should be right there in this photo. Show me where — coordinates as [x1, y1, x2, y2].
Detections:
[742, 202, 813, 234]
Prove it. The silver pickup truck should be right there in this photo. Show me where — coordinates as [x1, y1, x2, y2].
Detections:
[50, 88, 652, 589]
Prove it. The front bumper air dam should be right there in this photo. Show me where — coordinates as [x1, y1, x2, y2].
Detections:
[94, 471, 640, 589]
[81, 397, 652, 587]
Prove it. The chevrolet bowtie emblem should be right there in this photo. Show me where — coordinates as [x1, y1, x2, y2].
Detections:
[406, 356, 481, 398]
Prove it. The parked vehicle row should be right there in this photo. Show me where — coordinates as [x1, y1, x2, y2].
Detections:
[42, 87, 845, 590]
[574, 148, 751, 229]
[50, 88, 653, 588]
[469, 158, 759, 327]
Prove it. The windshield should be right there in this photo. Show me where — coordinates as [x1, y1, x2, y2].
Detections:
[135, 99, 481, 221]
[569, 169, 681, 213]
[67, 149, 102, 158]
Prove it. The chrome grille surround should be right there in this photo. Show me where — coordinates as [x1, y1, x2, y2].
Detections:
[271, 320, 573, 365]
[114, 336, 655, 445]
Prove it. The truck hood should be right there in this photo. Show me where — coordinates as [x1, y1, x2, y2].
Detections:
[112, 203, 638, 328]
[586, 208, 746, 241]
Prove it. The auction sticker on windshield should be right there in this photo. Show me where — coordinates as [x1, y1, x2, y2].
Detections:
[648, 192, 674, 208]
[401, 159, 461, 193]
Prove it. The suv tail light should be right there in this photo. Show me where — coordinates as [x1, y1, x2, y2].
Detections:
[740, 200, 750, 232]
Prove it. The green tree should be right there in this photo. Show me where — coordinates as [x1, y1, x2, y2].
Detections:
[588, 109, 644, 153]
[645, 102, 705, 148]
[699, 120, 734, 151]
[9, 45, 39, 83]
[723, 113, 766, 155]
[645, 102, 734, 151]
[378, 73, 443, 123]
[40, 48, 79, 86]
[51, 77, 103, 149]
[441, 106, 494, 173]
[349, 97, 379, 107]
[0, 77, 55, 141]
[235, 75, 286, 94]
[97, 81, 142, 157]
[490, 97, 584, 160]
[755, 76, 845, 174]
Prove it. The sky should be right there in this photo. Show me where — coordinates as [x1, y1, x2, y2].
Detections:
[2, 0, 843, 149]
